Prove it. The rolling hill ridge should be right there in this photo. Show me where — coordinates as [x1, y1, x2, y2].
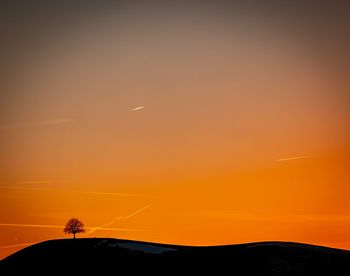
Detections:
[1, 238, 349, 275]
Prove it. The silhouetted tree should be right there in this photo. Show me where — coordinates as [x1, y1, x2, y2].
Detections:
[64, 218, 85, 239]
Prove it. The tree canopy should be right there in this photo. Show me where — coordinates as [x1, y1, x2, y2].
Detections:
[64, 218, 85, 239]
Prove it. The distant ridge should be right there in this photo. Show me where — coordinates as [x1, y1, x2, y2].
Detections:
[1, 238, 349, 275]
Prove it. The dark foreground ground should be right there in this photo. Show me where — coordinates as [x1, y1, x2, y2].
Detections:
[1, 238, 349, 275]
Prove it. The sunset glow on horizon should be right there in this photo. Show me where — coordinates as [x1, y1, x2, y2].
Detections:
[1, 1, 349, 259]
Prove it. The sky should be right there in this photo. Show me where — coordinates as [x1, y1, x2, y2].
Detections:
[0, 1, 349, 259]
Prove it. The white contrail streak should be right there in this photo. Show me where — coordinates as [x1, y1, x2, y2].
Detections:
[0, 186, 143, 198]
[87, 205, 151, 235]
[277, 155, 313, 162]
[0, 205, 151, 233]
[0, 223, 148, 232]
[130, 106, 145, 111]
[86, 219, 120, 235]
[123, 205, 151, 220]
[16, 180, 54, 184]
[0, 223, 64, 229]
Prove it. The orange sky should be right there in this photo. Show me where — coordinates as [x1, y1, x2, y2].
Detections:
[1, 2, 349, 259]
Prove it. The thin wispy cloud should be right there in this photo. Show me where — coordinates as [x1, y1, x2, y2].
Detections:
[276, 155, 314, 162]
[41, 118, 73, 126]
[0, 118, 73, 130]
[130, 106, 145, 111]
[83, 191, 143, 198]
[1, 186, 64, 193]
[1, 186, 143, 198]
[87, 205, 151, 235]
[16, 180, 54, 184]
[95, 227, 148, 232]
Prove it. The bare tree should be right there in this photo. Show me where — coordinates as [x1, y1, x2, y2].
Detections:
[64, 218, 85, 239]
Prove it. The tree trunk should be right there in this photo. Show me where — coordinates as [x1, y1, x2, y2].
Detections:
[73, 233, 76, 239]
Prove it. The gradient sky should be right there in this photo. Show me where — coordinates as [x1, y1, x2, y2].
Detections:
[0, 1, 349, 259]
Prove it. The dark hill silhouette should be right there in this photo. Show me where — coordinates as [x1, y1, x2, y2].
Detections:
[1, 238, 349, 275]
